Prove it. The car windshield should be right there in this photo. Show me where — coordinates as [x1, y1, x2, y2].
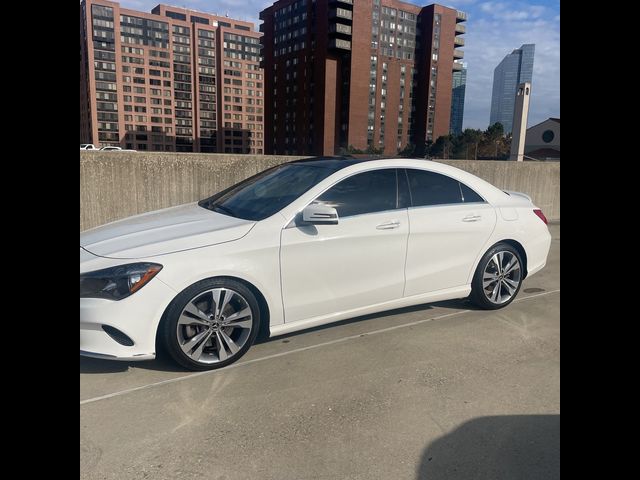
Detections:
[198, 163, 338, 221]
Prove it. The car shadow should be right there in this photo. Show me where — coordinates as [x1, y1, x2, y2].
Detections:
[430, 298, 486, 311]
[255, 301, 439, 344]
[80, 299, 474, 371]
[416, 414, 559, 480]
[80, 353, 189, 374]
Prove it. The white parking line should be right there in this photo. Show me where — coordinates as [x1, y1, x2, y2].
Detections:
[80, 289, 560, 406]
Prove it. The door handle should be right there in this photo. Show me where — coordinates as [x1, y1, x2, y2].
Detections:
[376, 220, 400, 230]
[462, 214, 481, 222]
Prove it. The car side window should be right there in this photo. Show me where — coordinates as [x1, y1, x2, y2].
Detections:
[460, 182, 485, 203]
[406, 169, 463, 207]
[315, 169, 398, 218]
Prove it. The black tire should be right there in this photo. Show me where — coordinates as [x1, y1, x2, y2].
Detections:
[160, 278, 260, 371]
[470, 243, 524, 310]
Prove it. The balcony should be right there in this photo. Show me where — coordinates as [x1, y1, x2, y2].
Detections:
[329, 0, 353, 5]
[453, 49, 464, 59]
[452, 62, 463, 71]
[454, 36, 465, 47]
[328, 38, 351, 51]
[329, 7, 353, 22]
[456, 11, 467, 22]
[259, 23, 265, 32]
[455, 23, 466, 34]
[328, 22, 352, 36]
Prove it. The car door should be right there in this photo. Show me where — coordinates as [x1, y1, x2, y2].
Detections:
[280, 168, 409, 324]
[403, 168, 497, 297]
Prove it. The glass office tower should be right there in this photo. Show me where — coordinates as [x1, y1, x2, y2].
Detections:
[449, 64, 466, 135]
[489, 44, 534, 134]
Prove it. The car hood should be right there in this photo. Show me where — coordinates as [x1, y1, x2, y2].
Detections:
[80, 203, 255, 259]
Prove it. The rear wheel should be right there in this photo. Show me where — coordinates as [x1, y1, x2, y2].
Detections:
[470, 243, 523, 310]
[160, 278, 260, 371]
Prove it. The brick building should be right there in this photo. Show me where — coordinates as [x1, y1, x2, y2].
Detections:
[80, 0, 264, 153]
[259, 0, 466, 156]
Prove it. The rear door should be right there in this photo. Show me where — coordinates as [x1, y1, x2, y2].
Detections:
[403, 168, 497, 296]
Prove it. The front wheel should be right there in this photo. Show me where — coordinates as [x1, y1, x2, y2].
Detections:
[470, 243, 523, 310]
[160, 278, 260, 371]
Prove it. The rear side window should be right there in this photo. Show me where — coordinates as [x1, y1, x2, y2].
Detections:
[316, 169, 397, 218]
[405, 169, 485, 207]
[460, 182, 485, 203]
[406, 169, 462, 206]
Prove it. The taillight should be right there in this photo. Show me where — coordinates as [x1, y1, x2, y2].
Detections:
[533, 209, 548, 225]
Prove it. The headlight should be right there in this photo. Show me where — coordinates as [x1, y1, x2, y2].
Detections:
[80, 263, 163, 300]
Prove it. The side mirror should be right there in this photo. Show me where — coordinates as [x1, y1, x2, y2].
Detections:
[302, 203, 339, 225]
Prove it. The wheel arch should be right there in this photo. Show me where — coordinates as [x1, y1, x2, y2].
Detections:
[499, 239, 528, 278]
[155, 275, 272, 353]
[468, 238, 529, 286]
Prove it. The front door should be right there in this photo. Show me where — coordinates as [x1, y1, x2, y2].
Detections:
[280, 168, 409, 324]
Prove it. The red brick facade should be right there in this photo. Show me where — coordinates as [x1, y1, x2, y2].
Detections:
[80, 0, 264, 153]
[260, 0, 466, 156]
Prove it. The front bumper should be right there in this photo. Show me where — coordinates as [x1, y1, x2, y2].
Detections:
[80, 276, 177, 361]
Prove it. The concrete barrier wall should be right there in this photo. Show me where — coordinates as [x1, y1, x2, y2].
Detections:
[80, 152, 559, 231]
[80, 152, 310, 231]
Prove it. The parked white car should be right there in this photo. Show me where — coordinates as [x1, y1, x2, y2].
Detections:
[80, 158, 551, 370]
[80, 144, 98, 150]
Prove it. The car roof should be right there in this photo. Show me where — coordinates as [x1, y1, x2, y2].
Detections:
[289, 157, 511, 205]
[288, 156, 373, 171]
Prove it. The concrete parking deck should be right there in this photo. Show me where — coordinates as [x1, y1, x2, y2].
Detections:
[80, 224, 560, 480]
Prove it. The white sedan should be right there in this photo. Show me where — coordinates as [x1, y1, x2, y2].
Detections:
[80, 158, 551, 370]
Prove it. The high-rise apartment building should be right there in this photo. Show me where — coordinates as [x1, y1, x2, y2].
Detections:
[80, 0, 264, 153]
[449, 63, 466, 135]
[259, 0, 466, 156]
[489, 44, 534, 134]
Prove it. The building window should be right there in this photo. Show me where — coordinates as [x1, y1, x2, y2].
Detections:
[542, 130, 555, 143]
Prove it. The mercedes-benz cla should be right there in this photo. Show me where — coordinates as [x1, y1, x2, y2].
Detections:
[80, 158, 551, 370]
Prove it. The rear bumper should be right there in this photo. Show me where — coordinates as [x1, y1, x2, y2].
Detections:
[526, 228, 552, 278]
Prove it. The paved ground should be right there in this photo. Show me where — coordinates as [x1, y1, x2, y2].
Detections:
[80, 225, 560, 480]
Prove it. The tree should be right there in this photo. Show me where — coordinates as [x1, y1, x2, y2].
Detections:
[346, 145, 364, 154]
[485, 122, 504, 142]
[427, 136, 446, 158]
[463, 128, 483, 160]
[398, 143, 415, 157]
[423, 140, 434, 159]
[365, 144, 384, 155]
[443, 134, 455, 159]
[485, 123, 505, 159]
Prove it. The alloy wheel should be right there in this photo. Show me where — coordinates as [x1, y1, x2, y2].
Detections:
[482, 251, 522, 305]
[176, 288, 253, 364]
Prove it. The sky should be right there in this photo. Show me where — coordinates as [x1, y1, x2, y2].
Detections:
[120, 0, 560, 130]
